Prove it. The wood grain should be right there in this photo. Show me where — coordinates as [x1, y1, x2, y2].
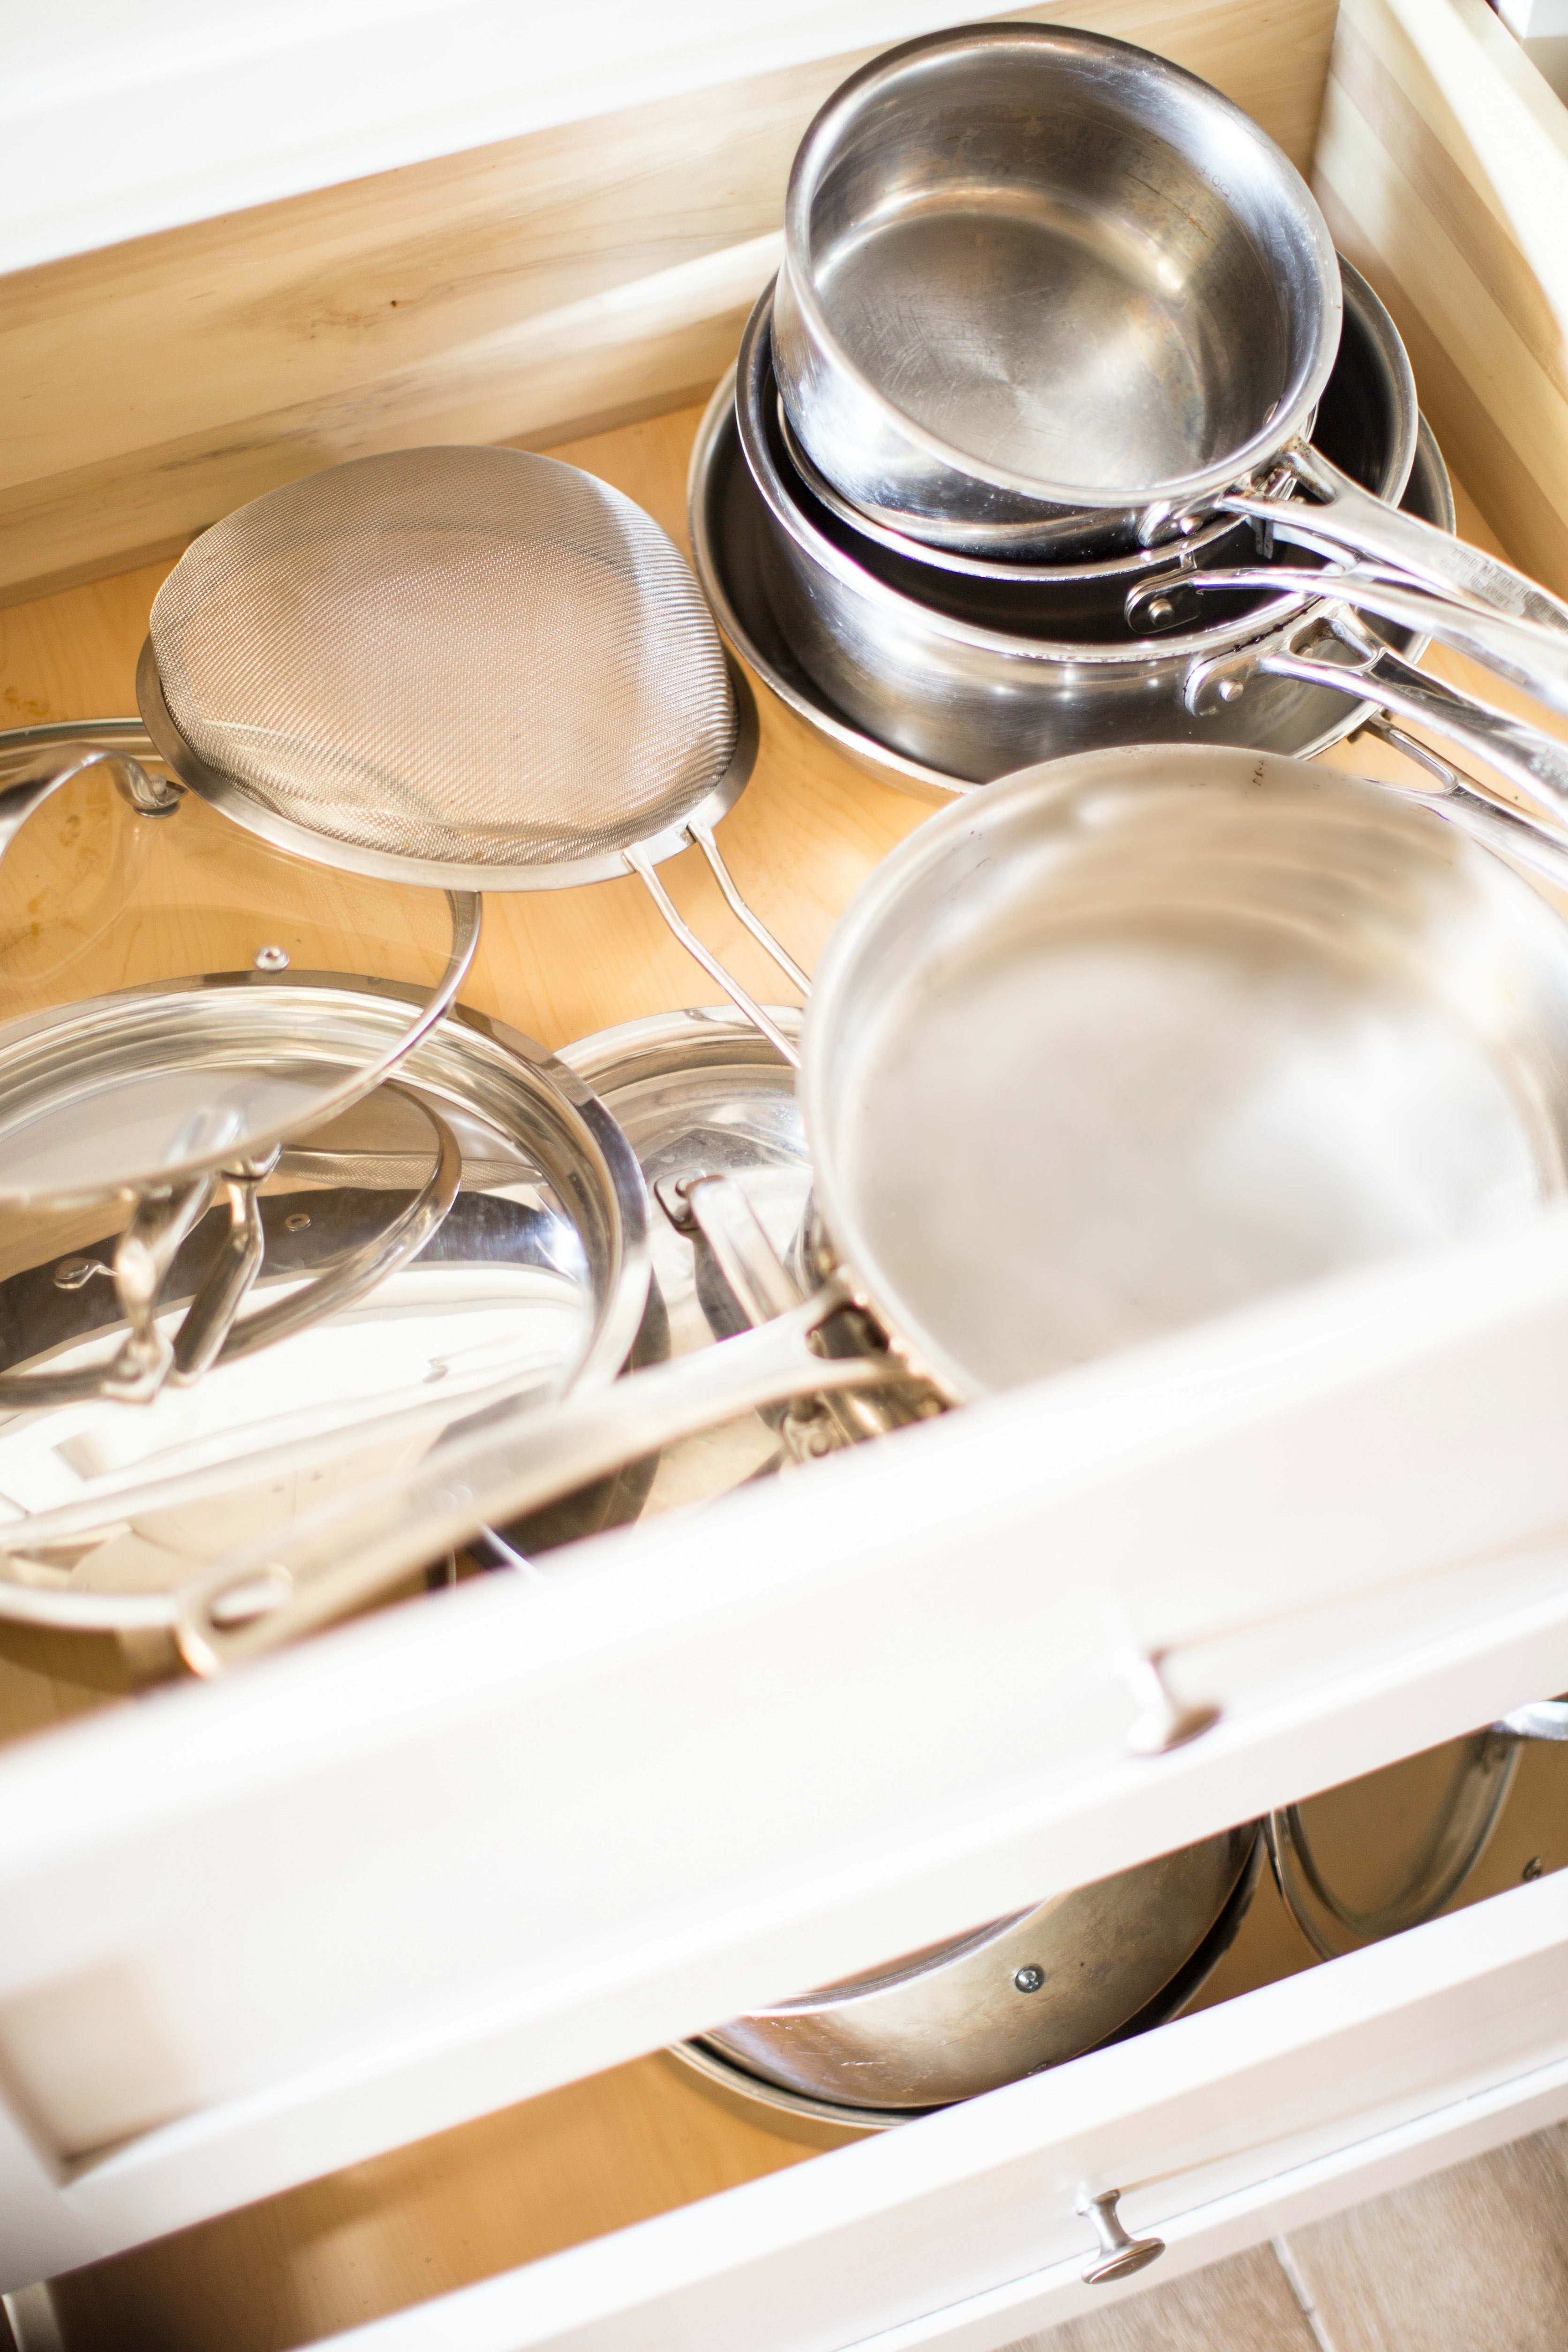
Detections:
[42, 2053, 813, 2352]
[1315, 0, 1568, 598]
[0, 0, 1340, 602]
[1283, 2123, 1568, 2351]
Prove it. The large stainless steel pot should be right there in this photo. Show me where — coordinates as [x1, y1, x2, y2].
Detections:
[772, 23, 1341, 557]
[168, 745, 1568, 1668]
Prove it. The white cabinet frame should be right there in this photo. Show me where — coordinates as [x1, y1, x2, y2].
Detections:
[5, 1214, 1568, 2287]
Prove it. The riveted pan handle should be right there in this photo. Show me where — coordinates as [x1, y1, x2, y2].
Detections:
[1226, 445, 1568, 648]
[1182, 608, 1568, 862]
[173, 1284, 913, 1674]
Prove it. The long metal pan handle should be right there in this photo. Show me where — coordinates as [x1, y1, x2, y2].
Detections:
[1365, 723, 1568, 899]
[1185, 614, 1568, 849]
[172, 1287, 910, 1674]
[1225, 445, 1568, 644]
[1138, 558, 1568, 728]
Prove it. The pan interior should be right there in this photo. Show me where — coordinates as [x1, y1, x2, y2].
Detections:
[802, 43, 1327, 500]
[815, 758, 1568, 1398]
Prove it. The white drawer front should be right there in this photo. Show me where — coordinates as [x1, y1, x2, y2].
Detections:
[314, 1871, 1568, 2352]
[4, 1214, 1568, 2277]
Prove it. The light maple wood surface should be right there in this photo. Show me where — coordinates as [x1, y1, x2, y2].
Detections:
[1315, 0, 1568, 601]
[0, 0, 1341, 603]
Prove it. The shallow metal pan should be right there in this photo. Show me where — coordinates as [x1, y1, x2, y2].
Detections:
[171, 746, 1568, 1668]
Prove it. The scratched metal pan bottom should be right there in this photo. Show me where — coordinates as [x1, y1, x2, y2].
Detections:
[674, 1826, 1261, 2126]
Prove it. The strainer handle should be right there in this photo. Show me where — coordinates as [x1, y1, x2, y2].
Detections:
[172, 1287, 911, 1673]
[626, 844, 803, 1066]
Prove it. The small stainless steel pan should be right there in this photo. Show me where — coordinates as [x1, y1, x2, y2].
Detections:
[172, 744, 1568, 1669]
[772, 23, 1342, 557]
[770, 23, 1568, 710]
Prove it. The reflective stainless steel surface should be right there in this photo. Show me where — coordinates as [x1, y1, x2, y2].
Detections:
[768, 254, 1415, 637]
[177, 747, 1568, 1667]
[721, 281, 1447, 785]
[0, 985, 648, 1657]
[493, 1006, 811, 1553]
[120, 445, 801, 1057]
[772, 23, 1340, 553]
[804, 746, 1568, 1403]
[704, 1824, 1259, 2108]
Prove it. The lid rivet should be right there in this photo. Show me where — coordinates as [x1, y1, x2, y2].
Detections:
[254, 945, 290, 972]
[1014, 1964, 1045, 1994]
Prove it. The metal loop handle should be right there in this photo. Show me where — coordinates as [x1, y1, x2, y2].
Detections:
[0, 740, 180, 873]
[205, 1089, 461, 1367]
[1232, 444, 1568, 641]
[0, 1091, 460, 1409]
[172, 1287, 910, 1673]
[1144, 559, 1568, 726]
[1183, 607, 1568, 866]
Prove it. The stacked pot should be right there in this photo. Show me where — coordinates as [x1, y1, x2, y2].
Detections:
[703, 21, 1568, 807]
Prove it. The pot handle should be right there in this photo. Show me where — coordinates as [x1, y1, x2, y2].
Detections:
[0, 1093, 463, 1408]
[172, 1283, 909, 1674]
[1185, 611, 1568, 851]
[1224, 445, 1568, 643]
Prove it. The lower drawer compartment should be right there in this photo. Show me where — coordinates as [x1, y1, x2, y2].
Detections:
[8, 1721, 1568, 2352]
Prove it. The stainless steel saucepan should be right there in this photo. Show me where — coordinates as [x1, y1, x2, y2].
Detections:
[771, 22, 1568, 722]
[691, 353, 1452, 807]
[772, 23, 1342, 557]
[168, 744, 1568, 1669]
[766, 254, 1417, 641]
[772, 29, 1568, 650]
[734, 284, 1568, 848]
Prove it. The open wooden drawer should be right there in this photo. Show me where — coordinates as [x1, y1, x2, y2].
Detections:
[5, 0, 1568, 2344]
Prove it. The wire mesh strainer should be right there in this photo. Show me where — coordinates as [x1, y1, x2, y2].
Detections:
[138, 446, 804, 1058]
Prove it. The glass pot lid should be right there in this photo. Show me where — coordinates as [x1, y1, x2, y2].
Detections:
[0, 723, 475, 1206]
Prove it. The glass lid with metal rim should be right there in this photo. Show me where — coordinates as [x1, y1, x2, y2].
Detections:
[0, 721, 476, 1207]
[0, 989, 648, 1659]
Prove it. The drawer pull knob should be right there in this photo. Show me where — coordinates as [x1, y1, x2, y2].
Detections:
[1122, 1649, 1221, 1755]
[1077, 2189, 1165, 2284]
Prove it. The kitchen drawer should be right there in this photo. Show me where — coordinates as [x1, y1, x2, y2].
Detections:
[3, 0, 1568, 2343]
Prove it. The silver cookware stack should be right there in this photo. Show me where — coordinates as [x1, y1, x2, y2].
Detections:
[7, 16, 1568, 2129]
